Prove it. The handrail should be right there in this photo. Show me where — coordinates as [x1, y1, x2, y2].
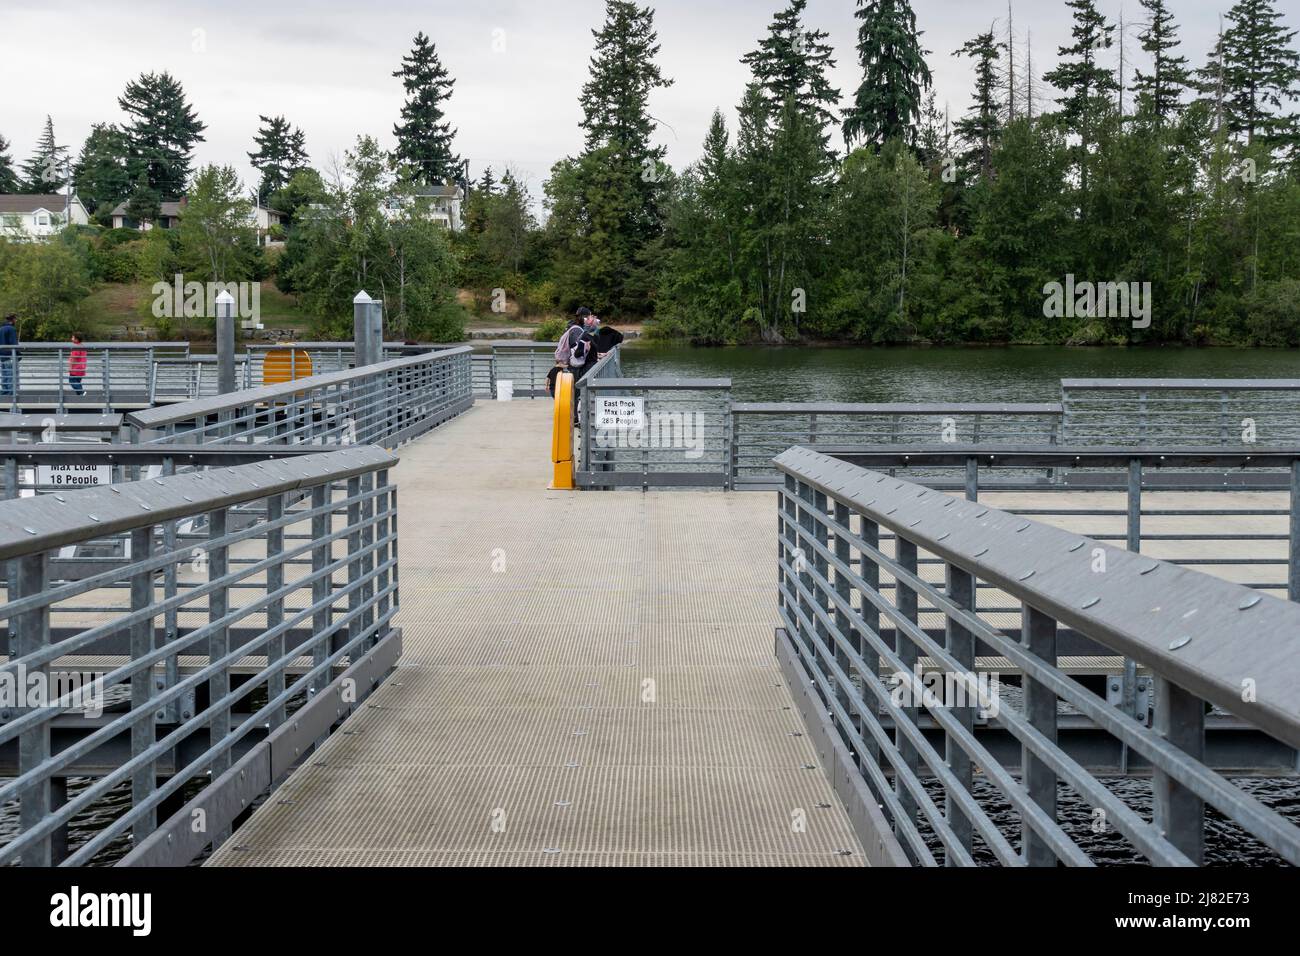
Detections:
[129, 346, 472, 431]
[0, 446, 401, 866]
[774, 446, 1300, 866]
[1063, 378, 1300, 391]
[735, 402, 1062, 415]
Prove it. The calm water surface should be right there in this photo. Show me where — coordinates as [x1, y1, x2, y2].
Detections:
[620, 344, 1300, 403]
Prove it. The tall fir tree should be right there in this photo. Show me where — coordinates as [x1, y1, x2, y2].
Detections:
[842, 0, 932, 150]
[581, 0, 673, 162]
[1133, 0, 1192, 122]
[19, 116, 69, 192]
[741, 0, 840, 150]
[1043, 0, 1118, 202]
[1219, 0, 1300, 147]
[73, 123, 131, 218]
[954, 29, 1004, 180]
[118, 72, 206, 200]
[249, 115, 309, 203]
[0, 134, 18, 192]
[392, 32, 460, 185]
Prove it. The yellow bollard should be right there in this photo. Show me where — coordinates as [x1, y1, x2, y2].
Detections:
[550, 370, 575, 490]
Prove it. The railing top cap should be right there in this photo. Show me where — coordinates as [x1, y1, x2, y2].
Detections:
[774, 444, 1300, 749]
[128, 345, 472, 428]
[0, 445, 396, 559]
[0, 413, 123, 429]
[9, 342, 190, 350]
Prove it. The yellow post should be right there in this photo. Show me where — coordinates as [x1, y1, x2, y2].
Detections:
[550, 371, 575, 490]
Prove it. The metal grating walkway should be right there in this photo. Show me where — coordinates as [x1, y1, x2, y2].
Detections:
[207, 400, 866, 866]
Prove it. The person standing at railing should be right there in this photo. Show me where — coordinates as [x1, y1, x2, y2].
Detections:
[68, 333, 88, 396]
[0, 315, 17, 396]
[587, 313, 623, 360]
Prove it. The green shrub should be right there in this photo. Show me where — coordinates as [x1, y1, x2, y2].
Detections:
[533, 316, 566, 341]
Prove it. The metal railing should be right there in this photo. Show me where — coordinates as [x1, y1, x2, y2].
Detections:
[731, 403, 1061, 487]
[127, 346, 473, 447]
[775, 446, 1300, 866]
[491, 343, 556, 398]
[1062, 378, 1300, 446]
[2, 343, 191, 413]
[0, 446, 401, 866]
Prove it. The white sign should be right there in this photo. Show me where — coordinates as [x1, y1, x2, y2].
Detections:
[37, 464, 112, 488]
[594, 397, 645, 430]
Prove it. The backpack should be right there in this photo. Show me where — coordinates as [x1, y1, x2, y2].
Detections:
[555, 326, 580, 364]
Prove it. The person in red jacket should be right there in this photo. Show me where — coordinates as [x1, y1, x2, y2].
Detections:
[68, 333, 88, 396]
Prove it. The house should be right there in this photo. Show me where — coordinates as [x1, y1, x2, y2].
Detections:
[380, 183, 464, 232]
[108, 199, 185, 231]
[0, 193, 90, 240]
[108, 197, 286, 245]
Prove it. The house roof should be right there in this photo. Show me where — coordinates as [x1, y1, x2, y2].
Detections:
[0, 194, 74, 214]
[109, 200, 185, 218]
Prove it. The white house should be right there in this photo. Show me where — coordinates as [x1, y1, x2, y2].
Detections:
[380, 183, 464, 232]
[0, 193, 90, 240]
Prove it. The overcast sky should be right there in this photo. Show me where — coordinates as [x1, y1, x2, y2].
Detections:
[1, 0, 1244, 207]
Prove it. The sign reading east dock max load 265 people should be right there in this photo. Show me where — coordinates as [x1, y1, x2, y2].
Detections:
[594, 397, 645, 430]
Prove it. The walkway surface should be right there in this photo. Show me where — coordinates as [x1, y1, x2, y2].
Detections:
[208, 399, 866, 866]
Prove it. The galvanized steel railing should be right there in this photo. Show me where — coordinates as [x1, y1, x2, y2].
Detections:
[127, 346, 473, 447]
[0, 446, 401, 866]
[491, 343, 557, 398]
[731, 403, 1061, 487]
[2, 343, 191, 413]
[775, 446, 1300, 866]
[1061, 378, 1300, 446]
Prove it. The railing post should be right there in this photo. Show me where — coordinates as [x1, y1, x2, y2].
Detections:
[944, 562, 976, 864]
[103, 348, 113, 413]
[1152, 678, 1205, 863]
[346, 474, 363, 655]
[130, 525, 157, 842]
[1121, 457, 1143, 770]
[857, 513, 881, 770]
[894, 535, 920, 828]
[266, 492, 287, 729]
[310, 483, 331, 694]
[207, 505, 231, 845]
[1021, 604, 1059, 866]
[215, 291, 236, 396]
[964, 457, 978, 502]
[161, 455, 180, 723]
[15, 551, 52, 867]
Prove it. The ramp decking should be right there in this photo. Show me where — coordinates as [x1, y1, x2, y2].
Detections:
[207, 399, 867, 866]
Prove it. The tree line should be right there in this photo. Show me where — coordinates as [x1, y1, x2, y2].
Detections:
[2, 0, 1298, 346]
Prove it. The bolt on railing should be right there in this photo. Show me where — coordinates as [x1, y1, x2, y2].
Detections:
[774, 446, 1300, 867]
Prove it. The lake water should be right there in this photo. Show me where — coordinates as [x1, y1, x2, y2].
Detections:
[620, 344, 1300, 403]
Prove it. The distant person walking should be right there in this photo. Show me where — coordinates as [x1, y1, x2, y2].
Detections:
[0, 315, 17, 396]
[68, 333, 88, 396]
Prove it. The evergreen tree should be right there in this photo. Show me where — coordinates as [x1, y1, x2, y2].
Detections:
[1132, 0, 1192, 121]
[1043, 0, 1118, 202]
[73, 123, 131, 219]
[1219, 0, 1300, 147]
[392, 32, 460, 184]
[0, 134, 21, 193]
[545, 0, 673, 317]
[124, 170, 162, 224]
[118, 72, 206, 200]
[20, 116, 69, 192]
[842, 0, 932, 150]
[955, 29, 1004, 180]
[248, 115, 309, 203]
[742, 0, 840, 150]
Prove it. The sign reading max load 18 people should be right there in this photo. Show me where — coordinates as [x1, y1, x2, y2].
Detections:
[594, 397, 646, 430]
[36, 464, 113, 488]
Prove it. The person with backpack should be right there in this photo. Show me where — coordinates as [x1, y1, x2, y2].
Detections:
[555, 308, 592, 375]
